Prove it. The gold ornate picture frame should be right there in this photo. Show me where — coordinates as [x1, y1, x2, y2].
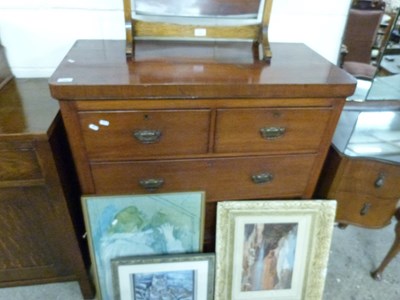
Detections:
[123, 0, 273, 61]
[215, 200, 336, 300]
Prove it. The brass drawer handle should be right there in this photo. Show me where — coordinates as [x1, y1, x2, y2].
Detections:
[260, 127, 286, 140]
[374, 173, 385, 188]
[360, 202, 372, 216]
[251, 172, 274, 184]
[133, 129, 162, 144]
[139, 178, 164, 192]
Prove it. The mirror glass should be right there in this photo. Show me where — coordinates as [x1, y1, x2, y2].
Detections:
[124, 0, 273, 60]
[131, 0, 265, 23]
[343, 0, 400, 101]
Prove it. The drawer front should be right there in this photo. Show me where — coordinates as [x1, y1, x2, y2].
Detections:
[0, 144, 42, 181]
[91, 155, 316, 201]
[79, 110, 211, 160]
[214, 108, 333, 153]
[338, 159, 400, 199]
[334, 191, 397, 228]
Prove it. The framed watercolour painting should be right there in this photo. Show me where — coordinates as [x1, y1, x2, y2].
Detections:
[81, 192, 205, 300]
[112, 253, 215, 300]
[215, 200, 337, 300]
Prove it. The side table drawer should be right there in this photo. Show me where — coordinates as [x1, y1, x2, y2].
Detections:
[214, 107, 333, 153]
[334, 191, 397, 228]
[339, 159, 400, 199]
[79, 109, 211, 160]
[0, 142, 42, 181]
[91, 154, 316, 200]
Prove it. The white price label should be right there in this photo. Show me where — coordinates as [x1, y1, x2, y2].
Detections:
[194, 28, 207, 37]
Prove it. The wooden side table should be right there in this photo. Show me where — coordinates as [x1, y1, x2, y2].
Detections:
[316, 103, 400, 279]
[0, 78, 94, 298]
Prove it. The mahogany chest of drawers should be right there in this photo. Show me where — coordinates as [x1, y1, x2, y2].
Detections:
[0, 78, 93, 298]
[49, 40, 356, 249]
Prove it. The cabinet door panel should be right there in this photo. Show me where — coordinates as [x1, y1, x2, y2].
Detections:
[0, 187, 60, 283]
[0, 147, 41, 181]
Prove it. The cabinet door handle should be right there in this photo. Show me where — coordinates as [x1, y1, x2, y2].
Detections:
[139, 178, 164, 192]
[251, 172, 274, 184]
[374, 173, 385, 188]
[133, 129, 162, 144]
[260, 127, 286, 139]
[360, 202, 372, 216]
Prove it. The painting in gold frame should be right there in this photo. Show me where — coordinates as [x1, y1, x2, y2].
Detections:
[215, 200, 336, 300]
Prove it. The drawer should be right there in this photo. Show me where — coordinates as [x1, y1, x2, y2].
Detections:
[338, 159, 400, 199]
[214, 107, 333, 153]
[0, 143, 42, 181]
[334, 191, 397, 228]
[91, 154, 316, 201]
[79, 110, 211, 160]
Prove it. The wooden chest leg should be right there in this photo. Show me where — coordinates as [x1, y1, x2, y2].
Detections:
[78, 275, 96, 300]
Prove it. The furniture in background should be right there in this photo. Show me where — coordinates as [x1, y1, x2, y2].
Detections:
[341, 7, 384, 79]
[344, 4, 400, 101]
[0, 46, 94, 298]
[48, 40, 355, 252]
[380, 54, 400, 75]
[316, 101, 400, 279]
[382, 6, 400, 56]
[0, 45, 12, 88]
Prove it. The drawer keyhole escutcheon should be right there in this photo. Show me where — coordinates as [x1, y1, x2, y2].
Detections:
[133, 129, 162, 144]
[374, 173, 385, 188]
[260, 127, 286, 140]
[360, 202, 372, 216]
[251, 172, 274, 184]
[139, 178, 164, 192]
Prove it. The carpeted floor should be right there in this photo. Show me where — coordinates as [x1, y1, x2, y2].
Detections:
[0, 221, 399, 300]
[324, 220, 400, 300]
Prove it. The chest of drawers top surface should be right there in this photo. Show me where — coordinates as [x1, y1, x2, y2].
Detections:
[49, 40, 356, 100]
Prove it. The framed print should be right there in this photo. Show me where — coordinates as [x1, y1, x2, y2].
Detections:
[215, 200, 337, 300]
[112, 253, 215, 300]
[82, 192, 205, 300]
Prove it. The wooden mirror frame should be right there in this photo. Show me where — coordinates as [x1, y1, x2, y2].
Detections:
[123, 0, 273, 61]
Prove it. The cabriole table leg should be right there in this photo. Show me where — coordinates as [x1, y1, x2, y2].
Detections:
[371, 207, 400, 281]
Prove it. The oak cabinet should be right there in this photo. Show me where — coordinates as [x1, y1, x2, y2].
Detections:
[0, 79, 94, 299]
